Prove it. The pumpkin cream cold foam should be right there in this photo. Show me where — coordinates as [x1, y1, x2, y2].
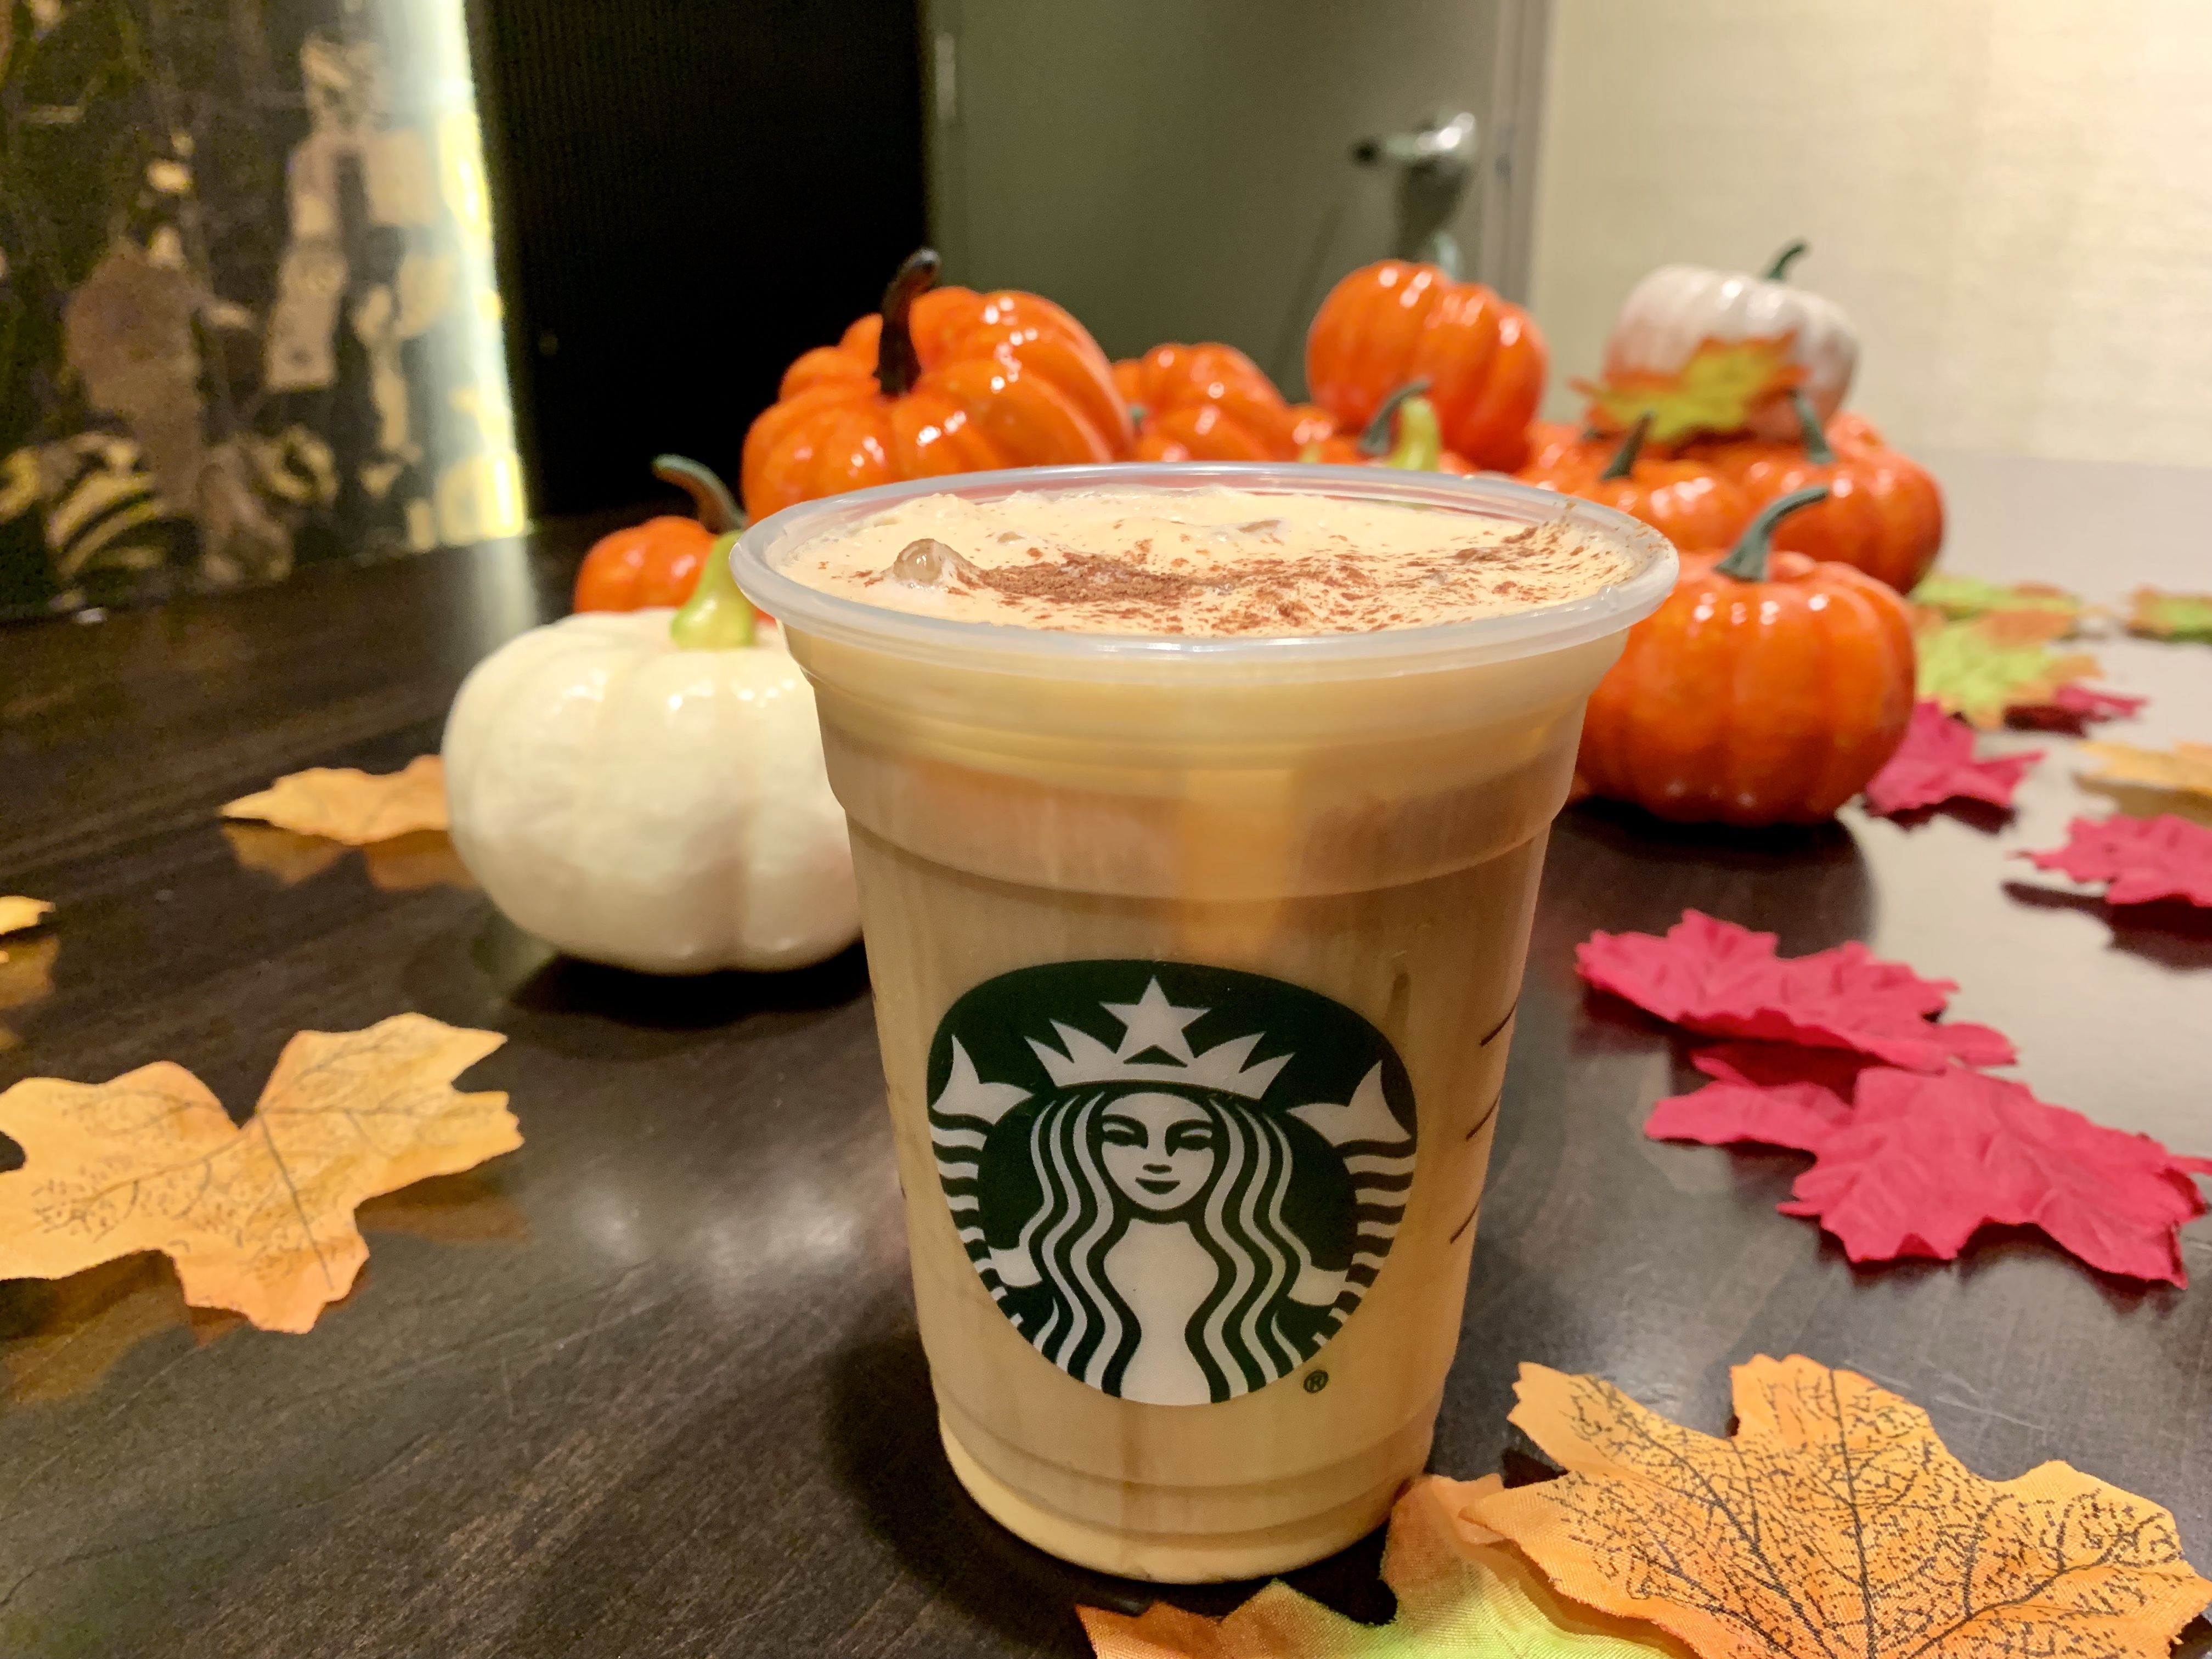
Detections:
[776, 485, 1630, 635]
[736, 467, 1673, 1583]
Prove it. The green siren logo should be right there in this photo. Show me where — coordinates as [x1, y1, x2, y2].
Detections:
[926, 960, 1418, 1406]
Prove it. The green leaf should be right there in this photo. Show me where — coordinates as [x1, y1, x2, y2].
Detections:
[1081, 1476, 1686, 1658]
[2128, 586, 2212, 643]
[1915, 617, 2102, 730]
[1910, 572, 2085, 628]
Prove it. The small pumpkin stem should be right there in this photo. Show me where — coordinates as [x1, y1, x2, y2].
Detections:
[669, 531, 756, 650]
[1599, 413, 1651, 481]
[1358, 379, 1430, 458]
[1762, 240, 1810, 282]
[1716, 485, 1830, 582]
[651, 455, 742, 533]
[1790, 387, 1837, 465]
[1381, 395, 1444, 470]
[876, 249, 941, 398]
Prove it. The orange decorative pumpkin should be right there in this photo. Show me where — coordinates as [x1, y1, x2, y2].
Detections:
[1306, 261, 1545, 471]
[1113, 342, 1335, 461]
[1520, 420, 1607, 481]
[1303, 382, 1475, 473]
[1525, 415, 1753, 552]
[573, 456, 741, 612]
[740, 250, 1132, 520]
[1576, 486, 1916, 825]
[1731, 391, 1944, 592]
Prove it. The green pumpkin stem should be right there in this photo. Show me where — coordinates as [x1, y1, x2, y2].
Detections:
[651, 455, 742, 534]
[1598, 413, 1652, 481]
[669, 531, 756, 651]
[1358, 379, 1431, 458]
[1790, 387, 1837, 464]
[1382, 395, 1444, 470]
[877, 249, 941, 398]
[1715, 486, 1830, 583]
[1762, 240, 1811, 282]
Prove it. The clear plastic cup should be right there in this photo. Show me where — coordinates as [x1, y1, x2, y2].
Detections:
[733, 462, 1674, 1581]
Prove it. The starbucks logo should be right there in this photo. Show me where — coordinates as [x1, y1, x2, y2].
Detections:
[926, 960, 1418, 1406]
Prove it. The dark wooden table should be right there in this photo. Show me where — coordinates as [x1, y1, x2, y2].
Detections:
[3, 461, 2209, 1657]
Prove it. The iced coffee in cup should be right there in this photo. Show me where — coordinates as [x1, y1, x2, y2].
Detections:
[732, 464, 1673, 1582]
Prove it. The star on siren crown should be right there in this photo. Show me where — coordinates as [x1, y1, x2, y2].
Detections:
[1026, 978, 1291, 1100]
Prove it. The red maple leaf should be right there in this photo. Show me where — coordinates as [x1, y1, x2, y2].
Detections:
[2008, 683, 2147, 732]
[1863, 700, 2041, 816]
[1577, 911, 2015, 1071]
[2021, 813, 2212, 907]
[1649, 1051, 2212, 1284]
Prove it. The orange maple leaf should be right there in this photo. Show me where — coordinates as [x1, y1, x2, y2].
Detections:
[0, 1014, 517, 1332]
[1081, 1475, 1686, 1658]
[0, 896, 52, 938]
[1472, 1355, 2211, 1659]
[2080, 739, 2212, 803]
[221, 754, 448, 845]
[1578, 337, 1804, 445]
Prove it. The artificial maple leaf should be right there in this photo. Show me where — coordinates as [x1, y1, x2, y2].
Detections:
[1861, 700, 2040, 817]
[1577, 911, 2013, 1071]
[1081, 1475, 1688, 1659]
[2022, 813, 2212, 907]
[1914, 614, 2102, 730]
[0, 896, 51, 938]
[2128, 586, 2212, 642]
[0, 1014, 517, 1331]
[223, 822, 476, 893]
[2079, 738, 2212, 803]
[1909, 572, 2087, 630]
[2008, 682, 2146, 733]
[1471, 1356, 2212, 1659]
[1649, 1054, 2212, 1282]
[1577, 337, 1802, 447]
[221, 754, 448, 845]
[1644, 1042, 1868, 1146]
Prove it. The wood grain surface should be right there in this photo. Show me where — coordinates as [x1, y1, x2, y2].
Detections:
[2, 469, 2208, 1657]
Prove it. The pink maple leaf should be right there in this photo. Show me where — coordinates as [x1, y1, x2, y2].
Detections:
[2021, 814, 2212, 907]
[1577, 910, 2015, 1071]
[1864, 701, 2041, 816]
[2009, 684, 2148, 732]
[1651, 1059, 2212, 1285]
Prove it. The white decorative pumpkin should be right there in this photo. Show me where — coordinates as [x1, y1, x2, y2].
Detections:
[442, 555, 859, 975]
[1600, 242, 1858, 439]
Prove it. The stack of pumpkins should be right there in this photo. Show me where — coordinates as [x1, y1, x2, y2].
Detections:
[474, 244, 1940, 982]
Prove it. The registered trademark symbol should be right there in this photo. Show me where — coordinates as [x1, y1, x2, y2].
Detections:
[1303, 1370, 1329, 1393]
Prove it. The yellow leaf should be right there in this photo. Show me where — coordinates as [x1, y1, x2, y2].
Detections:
[2079, 739, 2212, 802]
[1579, 337, 1803, 445]
[0, 896, 51, 938]
[221, 754, 448, 845]
[1472, 1356, 2211, 1659]
[1082, 1475, 1686, 1658]
[0, 1014, 517, 1332]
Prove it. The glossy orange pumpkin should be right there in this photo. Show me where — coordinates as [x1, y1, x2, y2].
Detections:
[1113, 342, 1335, 461]
[1306, 261, 1545, 471]
[1520, 420, 1607, 481]
[1731, 392, 1945, 592]
[573, 456, 740, 612]
[1522, 416, 1753, 552]
[740, 250, 1132, 520]
[1577, 487, 1917, 825]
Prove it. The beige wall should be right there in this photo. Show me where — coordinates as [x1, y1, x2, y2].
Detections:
[1527, 0, 2212, 466]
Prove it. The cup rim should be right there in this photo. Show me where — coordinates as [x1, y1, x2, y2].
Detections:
[731, 462, 1678, 678]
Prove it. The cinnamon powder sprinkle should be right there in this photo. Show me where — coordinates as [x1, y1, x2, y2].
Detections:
[780, 487, 1634, 638]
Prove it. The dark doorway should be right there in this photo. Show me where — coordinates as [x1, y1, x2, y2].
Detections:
[472, 0, 927, 517]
